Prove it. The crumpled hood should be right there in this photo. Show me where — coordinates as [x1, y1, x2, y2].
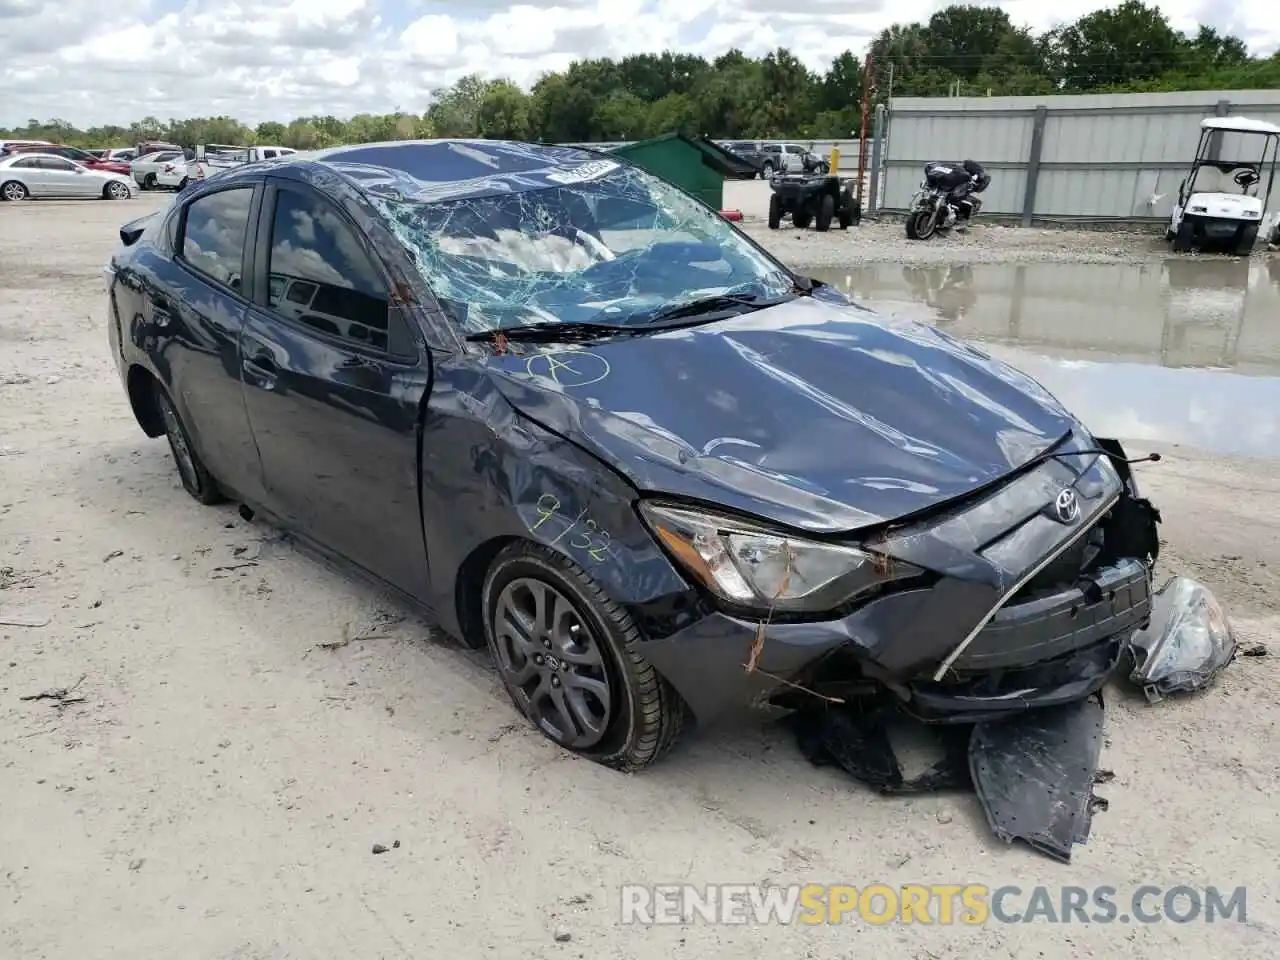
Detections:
[486, 296, 1080, 532]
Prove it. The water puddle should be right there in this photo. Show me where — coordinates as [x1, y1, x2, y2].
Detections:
[808, 259, 1280, 459]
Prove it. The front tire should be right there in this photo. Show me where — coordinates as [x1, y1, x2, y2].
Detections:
[767, 194, 782, 229]
[1, 180, 29, 201]
[481, 541, 683, 771]
[906, 208, 937, 240]
[815, 193, 835, 232]
[155, 385, 224, 505]
[105, 181, 130, 200]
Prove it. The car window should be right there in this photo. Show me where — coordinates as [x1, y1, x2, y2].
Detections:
[37, 157, 77, 171]
[261, 149, 277, 159]
[10, 157, 37, 169]
[180, 186, 254, 292]
[265, 187, 390, 352]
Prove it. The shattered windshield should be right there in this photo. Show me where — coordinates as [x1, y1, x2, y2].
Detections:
[369, 161, 793, 334]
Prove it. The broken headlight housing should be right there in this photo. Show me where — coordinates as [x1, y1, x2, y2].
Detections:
[1128, 576, 1236, 702]
[638, 502, 891, 614]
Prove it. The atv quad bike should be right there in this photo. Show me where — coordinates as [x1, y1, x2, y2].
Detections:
[767, 174, 861, 232]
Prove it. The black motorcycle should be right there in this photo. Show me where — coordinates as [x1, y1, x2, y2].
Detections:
[905, 161, 989, 240]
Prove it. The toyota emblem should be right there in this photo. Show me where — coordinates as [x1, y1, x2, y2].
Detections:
[1053, 488, 1081, 524]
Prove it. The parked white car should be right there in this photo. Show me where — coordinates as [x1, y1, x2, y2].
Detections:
[155, 158, 189, 190]
[189, 144, 296, 180]
[0, 153, 133, 201]
[131, 150, 186, 190]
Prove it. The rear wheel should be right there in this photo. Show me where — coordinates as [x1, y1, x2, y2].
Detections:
[142, 173, 157, 190]
[155, 385, 224, 505]
[481, 541, 683, 770]
[1, 180, 28, 201]
[792, 206, 812, 229]
[815, 193, 835, 232]
[761, 161, 774, 178]
[767, 194, 782, 229]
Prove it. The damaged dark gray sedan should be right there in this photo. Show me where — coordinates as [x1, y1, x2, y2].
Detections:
[107, 140, 1193, 776]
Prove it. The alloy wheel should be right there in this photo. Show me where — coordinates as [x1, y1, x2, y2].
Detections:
[491, 577, 613, 748]
[108, 182, 129, 199]
[2, 181, 27, 201]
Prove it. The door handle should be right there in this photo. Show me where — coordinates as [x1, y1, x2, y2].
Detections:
[151, 303, 173, 328]
[242, 350, 278, 389]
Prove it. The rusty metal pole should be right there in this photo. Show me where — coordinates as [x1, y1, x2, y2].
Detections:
[856, 53, 874, 205]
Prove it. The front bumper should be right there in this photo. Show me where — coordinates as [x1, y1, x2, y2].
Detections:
[640, 437, 1160, 727]
[642, 557, 1151, 726]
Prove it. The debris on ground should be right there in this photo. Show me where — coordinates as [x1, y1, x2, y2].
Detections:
[20, 674, 87, 707]
[371, 843, 390, 855]
[1241, 643, 1268, 657]
[1, 614, 50, 627]
[553, 927, 572, 942]
[789, 575, 1239, 863]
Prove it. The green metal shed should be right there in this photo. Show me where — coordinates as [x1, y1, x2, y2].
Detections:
[608, 133, 755, 209]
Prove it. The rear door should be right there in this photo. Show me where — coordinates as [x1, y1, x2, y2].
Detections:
[159, 182, 269, 503]
[238, 176, 431, 595]
[5, 156, 46, 196]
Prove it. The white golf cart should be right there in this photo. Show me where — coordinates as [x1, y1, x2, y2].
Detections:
[1167, 115, 1279, 255]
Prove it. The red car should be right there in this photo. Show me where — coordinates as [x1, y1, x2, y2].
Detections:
[0, 142, 131, 175]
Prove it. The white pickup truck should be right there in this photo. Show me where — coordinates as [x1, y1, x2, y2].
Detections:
[189, 144, 296, 181]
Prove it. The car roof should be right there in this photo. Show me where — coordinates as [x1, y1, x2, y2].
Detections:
[279, 139, 623, 203]
[1, 152, 76, 164]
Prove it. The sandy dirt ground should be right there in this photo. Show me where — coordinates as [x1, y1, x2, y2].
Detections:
[2, 194, 1278, 960]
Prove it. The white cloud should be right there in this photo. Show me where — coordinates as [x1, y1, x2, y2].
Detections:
[0, 0, 1274, 128]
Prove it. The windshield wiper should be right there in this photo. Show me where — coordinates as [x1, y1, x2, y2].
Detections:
[637, 292, 792, 327]
[464, 320, 640, 343]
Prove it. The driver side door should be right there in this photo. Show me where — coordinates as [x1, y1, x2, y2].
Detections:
[238, 176, 433, 596]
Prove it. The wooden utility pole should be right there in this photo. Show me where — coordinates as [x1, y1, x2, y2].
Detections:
[856, 53, 874, 205]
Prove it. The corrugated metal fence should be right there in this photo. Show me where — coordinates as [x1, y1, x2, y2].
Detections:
[878, 89, 1280, 223]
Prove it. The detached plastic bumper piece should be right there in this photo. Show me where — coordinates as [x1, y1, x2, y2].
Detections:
[969, 694, 1106, 864]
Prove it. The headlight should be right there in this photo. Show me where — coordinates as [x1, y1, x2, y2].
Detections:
[638, 502, 893, 613]
[1128, 576, 1236, 701]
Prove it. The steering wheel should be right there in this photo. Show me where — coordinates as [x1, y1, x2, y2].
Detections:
[1233, 167, 1260, 189]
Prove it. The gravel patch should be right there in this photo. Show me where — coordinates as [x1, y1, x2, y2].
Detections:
[738, 216, 1261, 268]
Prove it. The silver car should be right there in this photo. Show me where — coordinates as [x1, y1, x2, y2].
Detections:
[0, 153, 134, 201]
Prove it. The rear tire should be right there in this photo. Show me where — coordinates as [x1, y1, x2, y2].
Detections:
[761, 161, 774, 178]
[481, 541, 683, 771]
[767, 194, 782, 230]
[792, 207, 812, 229]
[142, 173, 157, 190]
[1, 180, 29, 201]
[815, 193, 835, 232]
[155, 385, 224, 505]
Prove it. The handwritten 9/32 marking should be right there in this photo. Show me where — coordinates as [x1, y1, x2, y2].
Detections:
[530, 493, 612, 563]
